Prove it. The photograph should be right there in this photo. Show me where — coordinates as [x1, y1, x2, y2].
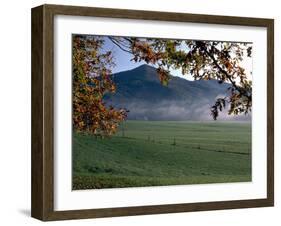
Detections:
[72, 34, 253, 190]
[30, 3, 274, 221]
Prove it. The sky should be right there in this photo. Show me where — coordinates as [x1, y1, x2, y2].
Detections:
[102, 36, 195, 80]
[101, 36, 252, 82]
[102, 37, 143, 73]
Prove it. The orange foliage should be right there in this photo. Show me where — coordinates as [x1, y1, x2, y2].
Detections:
[72, 35, 127, 136]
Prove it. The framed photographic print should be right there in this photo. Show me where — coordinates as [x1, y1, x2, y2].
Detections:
[31, 4, 274, 221]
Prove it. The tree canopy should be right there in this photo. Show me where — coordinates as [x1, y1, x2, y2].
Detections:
[73, 35, 252, 136]
[72, 35, 128, 136]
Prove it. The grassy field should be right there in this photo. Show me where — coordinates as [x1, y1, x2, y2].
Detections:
[73, 121, 251, 190]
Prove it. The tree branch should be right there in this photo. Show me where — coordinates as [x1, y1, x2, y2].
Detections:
[108, 37, 133, 54]
[199, 42, 249, 97]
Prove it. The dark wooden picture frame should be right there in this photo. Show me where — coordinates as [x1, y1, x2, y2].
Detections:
[31, 4, 274, 221]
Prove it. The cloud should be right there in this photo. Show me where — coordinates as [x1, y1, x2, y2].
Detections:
[112, 100, 251, 121]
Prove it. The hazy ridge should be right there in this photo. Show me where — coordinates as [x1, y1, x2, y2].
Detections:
[105, 64, 251, 121]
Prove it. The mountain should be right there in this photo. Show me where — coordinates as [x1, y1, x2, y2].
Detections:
[104, 64, 250, 121]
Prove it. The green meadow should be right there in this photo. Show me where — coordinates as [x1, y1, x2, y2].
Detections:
[72, 121, 251, 190]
